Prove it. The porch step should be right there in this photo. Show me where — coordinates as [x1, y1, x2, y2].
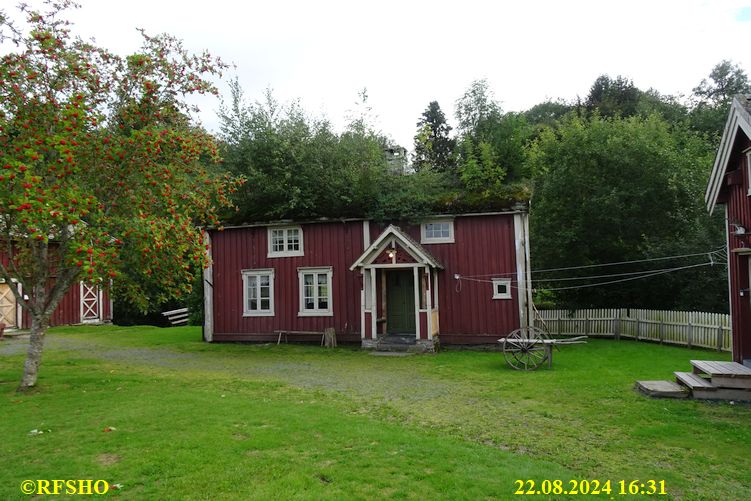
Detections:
[691, 360, 751, 389]
[380, 335, 417, 345]
[372, 335, 436, 353]
[675, 371, 751, 401]
[635, 380, 689, 399]
[674, 371, 714, 390]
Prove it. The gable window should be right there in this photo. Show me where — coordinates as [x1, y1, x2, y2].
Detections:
[298, 267, 333, 316]
[268, 226, 304, 257]
[421, 220, 454, 244]
[242, 269, 274, 316]
[492, 278, 512, 300]
[747, 150, 751, 196]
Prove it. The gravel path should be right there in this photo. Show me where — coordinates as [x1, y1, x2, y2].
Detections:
[0, 334, 456, 403]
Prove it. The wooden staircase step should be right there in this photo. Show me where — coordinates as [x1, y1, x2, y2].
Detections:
[635, 380, 689, 399]
[675, 371, 715, 390]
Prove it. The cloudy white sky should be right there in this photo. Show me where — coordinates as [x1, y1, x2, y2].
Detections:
[7, 0, 751, 149]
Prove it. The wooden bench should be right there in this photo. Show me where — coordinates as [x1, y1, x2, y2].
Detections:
[161, 307, 189, 326]
[273, 329, 336, 347]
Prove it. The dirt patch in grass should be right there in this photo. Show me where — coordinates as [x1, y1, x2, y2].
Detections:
[96, 453, 121, 466]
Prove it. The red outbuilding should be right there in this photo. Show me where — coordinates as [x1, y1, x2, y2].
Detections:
[203, 210, 532, 351]
[0, 278, 111, 330]
[706, 95, 751, 366]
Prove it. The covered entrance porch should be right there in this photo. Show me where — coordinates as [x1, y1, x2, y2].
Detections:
[350, 225, 442, 352]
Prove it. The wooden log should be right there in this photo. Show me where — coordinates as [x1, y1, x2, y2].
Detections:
[323, 327, 337, 348]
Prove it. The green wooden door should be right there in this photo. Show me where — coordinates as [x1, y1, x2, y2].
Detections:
[387, 270, 415, 334]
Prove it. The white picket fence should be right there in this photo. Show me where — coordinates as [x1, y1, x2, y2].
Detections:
[534, 308, 731, 352]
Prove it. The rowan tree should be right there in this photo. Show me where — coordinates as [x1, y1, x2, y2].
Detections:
[0, 1, 242, 390]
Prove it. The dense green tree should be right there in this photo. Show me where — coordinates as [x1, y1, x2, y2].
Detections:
[636, 89, 688, 124]
[524, 99, 574, 129]
[455, 79, 501, 135]
[585, 75, 642, 118]
[453, 80, 534, 198]
[529, 113, 725, 310]
[693, 60, 750, 106]
[218, 83, 457, 223]
[690, 60, 751, 136]
[413, 101, 456, 173]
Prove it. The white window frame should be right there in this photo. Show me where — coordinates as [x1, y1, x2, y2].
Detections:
[267, 226, 304, 258]
[746, 149, 751, 196]
[420, 219, 454, 244]
[491, 278, 512, 300]
[298, 267, 333, 317]
[242, 268, 275, 317]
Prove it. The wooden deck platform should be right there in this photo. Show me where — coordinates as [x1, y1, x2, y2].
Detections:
[691, 360, 751, 389]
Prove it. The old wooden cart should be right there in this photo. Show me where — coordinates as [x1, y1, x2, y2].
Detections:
[498, 327, 587, 370]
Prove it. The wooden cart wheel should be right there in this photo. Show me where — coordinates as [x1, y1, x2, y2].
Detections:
[502, 327, 548, 371]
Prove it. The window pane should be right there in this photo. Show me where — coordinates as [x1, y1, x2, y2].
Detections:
[249, 298, 257, 310]
[318, 297, 328, 309]
[305, 297, 315, 309]
[260, 285, 269, 299]
[260, 298, 270, 310]
[260, 274, 269, 287]
[317, 273, 327, 285]
[287, 229, 300, 251]
[304, 274, 314, 286]
[425, 222, 450, 239]
[272, 230, 285, 252]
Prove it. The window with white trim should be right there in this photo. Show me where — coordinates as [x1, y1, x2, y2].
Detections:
[421, 220, 454, 244]
[298, 267, 333, 316]
[747, 150, 751, 196]
[268, 226, 304, 257]
[242, 269, 274, 316]
[492, 278, 512, 300]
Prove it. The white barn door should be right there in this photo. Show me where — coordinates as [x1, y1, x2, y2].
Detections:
[80, 282, 102, 323]
[0, 283, 17, 327]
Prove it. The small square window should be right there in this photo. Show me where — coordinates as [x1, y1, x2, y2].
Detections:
[492, 278, 512, 300]
[421, 219, 454, 244]
[268, 226, 304, 257]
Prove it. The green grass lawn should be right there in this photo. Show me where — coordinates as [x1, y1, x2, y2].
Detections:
[1, 326, 749, 500]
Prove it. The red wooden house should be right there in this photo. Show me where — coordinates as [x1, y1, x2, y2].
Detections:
[706, 95, 751, 366]
[202, 210, 532, 351]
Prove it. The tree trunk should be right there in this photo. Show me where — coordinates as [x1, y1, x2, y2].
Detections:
[17, 315, 49, 392]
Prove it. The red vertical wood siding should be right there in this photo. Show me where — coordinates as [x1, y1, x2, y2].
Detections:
[211, 221, 364, 342]
[721, 134, 751, 362]
[210, 213, 522, 344]
[419, 311, 427, 340]
[364, 311, 372, 339]
[0, 246, 113, 328]
[407, 215, 520, 343]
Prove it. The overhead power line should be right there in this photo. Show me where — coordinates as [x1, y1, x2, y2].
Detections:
[456, 261, 716, 292]
[460, 248, 726, 279]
